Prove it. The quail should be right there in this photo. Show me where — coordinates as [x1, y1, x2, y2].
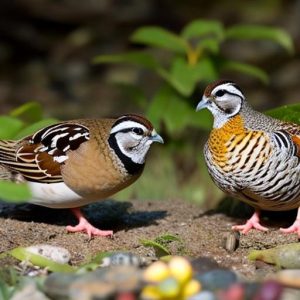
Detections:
[197, 80, 300, 236]
[0, 114, 163, 237]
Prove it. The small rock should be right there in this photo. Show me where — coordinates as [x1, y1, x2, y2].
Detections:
[26, 245, 71, 264]
[69, 280, 115, 300]
[244, 282, 261, 299]
[101, 252, 146, 267]
[275, 269, 300, 288]
[44, 273, 80, 299]
[254, 280, 283, 300]
[68, 266, 142, 299]
[222, 231, 240, 253]
[11, 283, 50, 300]
[280, 288, 300, 300]
[191, 257, 220, 275]
[188, 290, 216, 300]
[196, 269, 237, 291]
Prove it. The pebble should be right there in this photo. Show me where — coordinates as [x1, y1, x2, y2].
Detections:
[11, 283, 50, 300]
[254, 280, 283, 300]
[280, 288, 300, 300]
[188, 290, 216, 300]
[191, 257, 220, 275]
[69, 280, 115, 300]
[44, 273, 80, 299]
[195, 269, 237, 291]
[26, 245, 71, 264]
[101, 252, 146, 267]
[275, 269, 300, 288]
[44, 265, 142, 300]
[222, 231, 240, 253]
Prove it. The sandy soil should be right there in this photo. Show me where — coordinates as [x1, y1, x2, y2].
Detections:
[0, 198, 298, 280]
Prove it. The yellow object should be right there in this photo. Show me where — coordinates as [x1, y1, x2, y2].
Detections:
[142, 257, 201, 300]
[169, 256, 193, 284]
[158, 278, 181, 298]
[143, 261, 170, 282]
[141, 286, 161, 300]
[182, 279, 201, 298]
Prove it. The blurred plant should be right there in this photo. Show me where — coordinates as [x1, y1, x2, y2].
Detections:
[0, 102, 57, 202]
[94, 19, 294, 204]
[94, 19, 293, 135]
[140, 234, 185, 258]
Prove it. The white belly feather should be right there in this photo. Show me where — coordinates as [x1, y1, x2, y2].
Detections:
[27, 182, 92, 209]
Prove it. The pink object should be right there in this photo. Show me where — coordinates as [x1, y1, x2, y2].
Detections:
[232, 210, 268, 234]
[66, 208, 113, 238]
[280, 207, 300, 236]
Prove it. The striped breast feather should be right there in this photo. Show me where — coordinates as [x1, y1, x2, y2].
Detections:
[0, 123, 90, 183]
[272, 130, 299, 157]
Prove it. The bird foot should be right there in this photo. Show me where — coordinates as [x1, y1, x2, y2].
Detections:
[67, 208, 113, 238]
[66, 220, 113, 238]
[232, 211, 268, 234]
[280, 219, 300, 236]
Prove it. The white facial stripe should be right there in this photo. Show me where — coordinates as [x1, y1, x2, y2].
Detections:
[212, 83, 244, 99]
[110, 121, 147, 134]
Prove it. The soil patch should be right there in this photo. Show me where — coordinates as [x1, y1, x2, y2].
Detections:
[0, 199, 298, 280]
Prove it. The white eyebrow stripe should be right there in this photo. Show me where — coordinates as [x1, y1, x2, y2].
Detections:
[110, 121, 147, 134]
[212, 83, 244, 99]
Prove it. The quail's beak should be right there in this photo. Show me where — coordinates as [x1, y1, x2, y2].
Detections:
[196, 96, 210, 112]
[150, 130, 164, 144]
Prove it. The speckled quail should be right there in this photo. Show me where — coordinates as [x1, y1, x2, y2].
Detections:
[197, 80, 300, 236]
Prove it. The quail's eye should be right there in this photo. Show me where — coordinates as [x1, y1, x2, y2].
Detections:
[215, 90, 226, 97]
[132, 127, 144, 135]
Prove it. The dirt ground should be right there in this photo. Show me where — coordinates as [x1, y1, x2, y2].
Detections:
[0, 198, 299, 280]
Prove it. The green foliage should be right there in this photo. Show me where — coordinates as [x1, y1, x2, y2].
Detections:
[94, 18, 293, 136]
[0, 280, 15, 300]
[0, 182, 31, 203]
[140, 234, 184, 258]
[267, 104, 300, 124]
[225, 25, 294, 54]
[0, 102, 58, 203]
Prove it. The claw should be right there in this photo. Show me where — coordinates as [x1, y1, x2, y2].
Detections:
[66, 208, 113, 238]
[280, 207, 300, 237]
[232, 210, 268, 234]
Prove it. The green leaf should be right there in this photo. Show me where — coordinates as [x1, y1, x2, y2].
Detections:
[0, 182, 31, 203]
[189, 109, 213, 130]
[221, 60, 269, 83]
[0, 116, 24, 139]
[225, 25, 294, 54]
[131, 26, 188, 53]
[14, 118, 58, 139]
[157, 57, 217, 97]
[140, 239, 171, 257]
[0, 280, 15, 300]
[198, 38, 220, 54]
[181, 19, 224, 41]
[147, 86, 212, 134]
[9, 247, 75, 273]
[266, 104, 300, 124]
[93, 51, 160, 70]
[10, 102, 43, 124]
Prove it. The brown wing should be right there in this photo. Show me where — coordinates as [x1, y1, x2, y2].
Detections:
[0, 123, 90, 183]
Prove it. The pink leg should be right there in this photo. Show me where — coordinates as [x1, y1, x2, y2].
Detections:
[232, 210, 268, 234]
[66, 208, 113, 238]
[280, 207, 300, 236]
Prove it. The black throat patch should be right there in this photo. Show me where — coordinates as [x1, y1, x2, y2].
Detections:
[108, 134, 145, 175]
